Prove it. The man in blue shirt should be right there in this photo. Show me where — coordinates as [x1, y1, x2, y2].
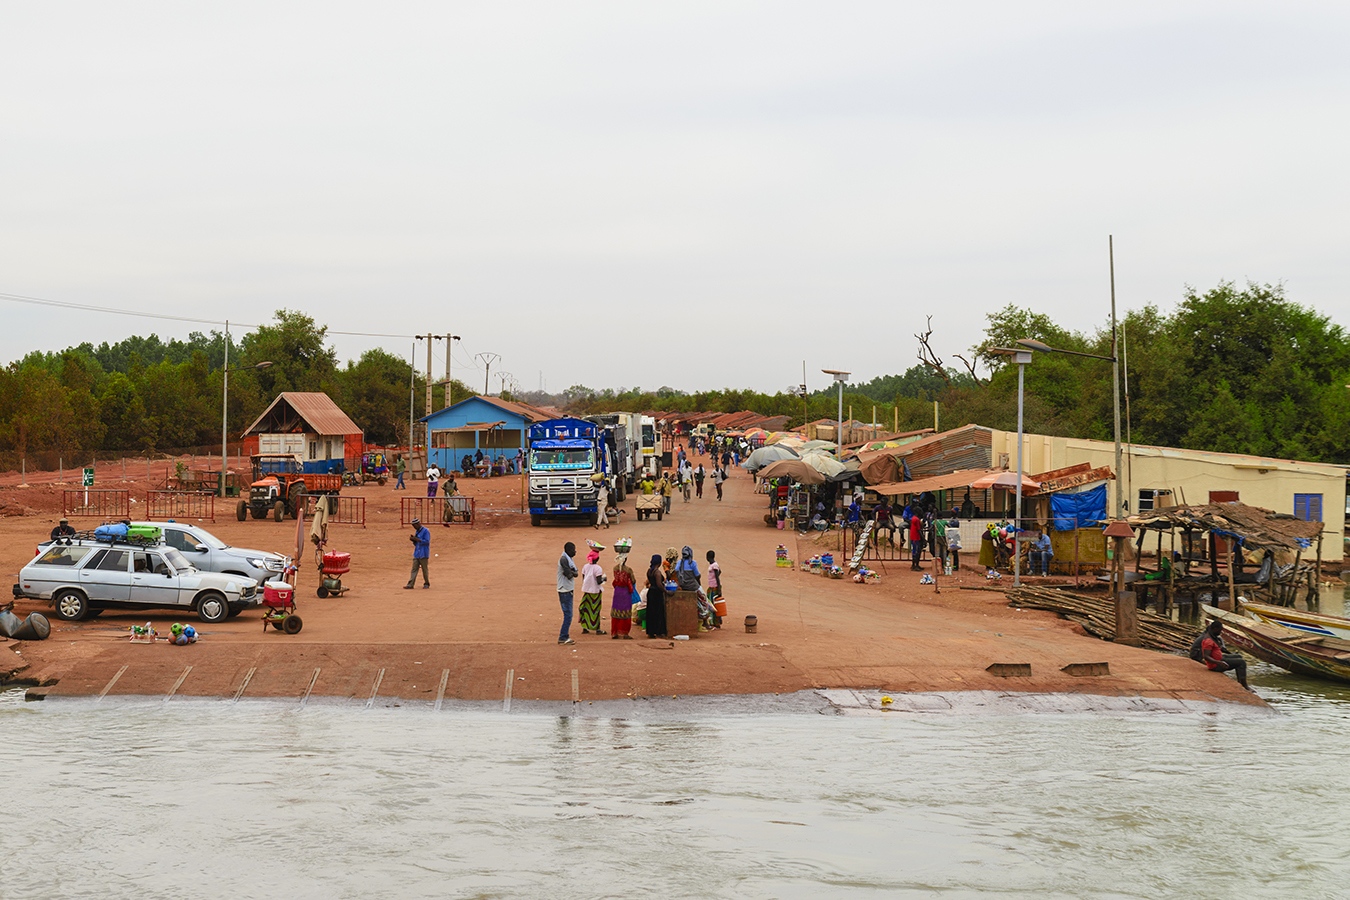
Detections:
[1030, 531, 1054, 576]
[404, 517, 431, 589]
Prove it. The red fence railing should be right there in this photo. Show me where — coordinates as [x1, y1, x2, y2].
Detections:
[305, 494, 367, 527]
[145, 491, 216, 522]
[401, 496, 474, 527]
[62, 490, 131, 518]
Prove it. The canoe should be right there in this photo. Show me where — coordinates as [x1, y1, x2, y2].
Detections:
[1240, 601, 1350, 641]
[1202, 605, 1350, 685]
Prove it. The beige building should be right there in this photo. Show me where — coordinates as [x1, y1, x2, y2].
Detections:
[988, 429, 1347, 546]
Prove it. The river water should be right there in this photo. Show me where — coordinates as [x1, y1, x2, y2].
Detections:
[3, 661, 1349, 900]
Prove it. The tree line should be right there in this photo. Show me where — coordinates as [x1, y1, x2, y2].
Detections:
[3, 284, 1345, 469]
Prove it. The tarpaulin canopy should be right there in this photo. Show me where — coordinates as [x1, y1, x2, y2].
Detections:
[756, 458, 826, 485]
[744, 444, 800, 472]
[799, 450, 846, 478]
[1050, 483, 1108, 531]
[870, 469, 1001, 497]
[970, 471, 1041, 491]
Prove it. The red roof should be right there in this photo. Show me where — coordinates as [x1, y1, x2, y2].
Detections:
[243, 392, 363, 437]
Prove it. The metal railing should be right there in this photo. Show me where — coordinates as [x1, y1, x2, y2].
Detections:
[842, 518, 912, 563]
[401, 496, 475, 527]
[145, 491, 216, 522]
[62, 490, 131, 518]
[305, 494, 367, 527]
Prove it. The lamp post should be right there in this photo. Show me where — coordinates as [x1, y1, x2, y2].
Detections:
[444, 333, 462, 407]
[219, 320, 273, 498]
[822, 369, 850, 456]
[1016, 338, 1122, 519]
[989, 348, 1032, 586]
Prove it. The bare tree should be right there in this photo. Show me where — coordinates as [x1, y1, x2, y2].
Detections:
[916, 317, 984, 385]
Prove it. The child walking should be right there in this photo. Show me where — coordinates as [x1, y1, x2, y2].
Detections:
[706, 549, 724, 628]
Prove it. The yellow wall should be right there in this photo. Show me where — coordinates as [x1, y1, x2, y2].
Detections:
[990, 430, 1346, 551]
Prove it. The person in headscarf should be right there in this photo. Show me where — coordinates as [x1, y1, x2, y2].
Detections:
[580, 548, 607, 634]
[663, 547, 678, 578]
[645, 553, 668, 638]
[673, 545, 715, 630]
[610, 547, 636, 639]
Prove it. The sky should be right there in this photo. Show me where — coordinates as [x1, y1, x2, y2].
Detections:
[3, 2, 1349, 396]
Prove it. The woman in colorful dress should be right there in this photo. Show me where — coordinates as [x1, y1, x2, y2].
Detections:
[579, 549, 607, 634]
[610, 547, 636, 640]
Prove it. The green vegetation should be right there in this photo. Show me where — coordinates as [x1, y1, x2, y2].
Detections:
[2, 283, 1346, 467]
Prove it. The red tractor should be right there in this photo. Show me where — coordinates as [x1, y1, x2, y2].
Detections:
[237, 454, 343, 522]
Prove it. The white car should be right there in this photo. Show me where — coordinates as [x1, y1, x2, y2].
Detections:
[132, 521, 288, 584]
[15, 539, 260, 623]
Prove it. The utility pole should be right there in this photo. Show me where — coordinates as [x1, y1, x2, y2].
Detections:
[477, 352, 500, 396]
[417, 334, 443, 417]
[409, 340, 416, 451]
[1109, 236, 1123, 520]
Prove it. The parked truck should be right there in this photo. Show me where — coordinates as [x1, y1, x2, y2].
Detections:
[527, 418, 603, 527]
[238, 454, 343, 522]
[639, 415, 658, 477]
[585, 413, 641, 499]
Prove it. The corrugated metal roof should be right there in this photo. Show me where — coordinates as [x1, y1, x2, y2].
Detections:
[244, 392, 363, 437]
[871, 469, 1000, 497]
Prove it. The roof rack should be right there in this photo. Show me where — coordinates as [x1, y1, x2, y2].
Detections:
[64, 529, 164, 549]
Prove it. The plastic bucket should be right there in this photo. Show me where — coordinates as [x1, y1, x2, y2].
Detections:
[713, 599, 727, 618]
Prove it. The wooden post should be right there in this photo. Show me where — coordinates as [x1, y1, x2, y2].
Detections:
[1287, 548, 1303, 608]
[1226, 539, 1238, 612]
[1072, 521, 1080, 588]
[1312, 534, 1323, 610]
[1166, 528, 1176, 619]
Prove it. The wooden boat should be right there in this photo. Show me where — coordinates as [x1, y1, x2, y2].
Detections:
[1239, 600, 1350, 641]
[1202, 605, 1350, 685]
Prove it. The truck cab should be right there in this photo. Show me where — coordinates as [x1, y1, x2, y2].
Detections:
[527, 419, 601, 526]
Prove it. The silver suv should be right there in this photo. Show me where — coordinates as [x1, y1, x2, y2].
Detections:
[15, 539, 260, 623]
[132, 521, 288, 584]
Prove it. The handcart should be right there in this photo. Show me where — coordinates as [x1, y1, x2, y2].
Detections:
[318, 551, 351, 598]
[261, 580, 303, 634]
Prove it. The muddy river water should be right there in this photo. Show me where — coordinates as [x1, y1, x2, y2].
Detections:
[4, 654, 1349, 900]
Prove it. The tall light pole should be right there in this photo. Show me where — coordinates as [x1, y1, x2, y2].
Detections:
[444, 333, 461, 407]
[477, 352, 501, 396]
[822, 369, 850, 456]
[1016, 338, 1121, 518]
[989, 348, 1032, 586]
[219, 320, 273, 498]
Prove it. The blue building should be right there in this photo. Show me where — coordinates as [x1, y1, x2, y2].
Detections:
[420, 396, 553, 474]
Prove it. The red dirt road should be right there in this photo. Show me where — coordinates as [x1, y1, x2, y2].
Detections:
[0, 461, 1258, 707]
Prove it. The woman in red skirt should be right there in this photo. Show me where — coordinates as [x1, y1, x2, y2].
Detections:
[609, 547, 636, 639]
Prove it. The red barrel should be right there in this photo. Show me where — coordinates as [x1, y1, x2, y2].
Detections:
[322, 551, 351, 575]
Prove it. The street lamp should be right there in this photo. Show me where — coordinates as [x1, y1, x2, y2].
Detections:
[1016, 338, 1122, 520]
[822, 369, 850, 457]
[988, 347, 1032, 586]
[219, 321, 273, 498]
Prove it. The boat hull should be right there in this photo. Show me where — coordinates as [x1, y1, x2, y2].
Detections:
[1241, 601, 1350, 641]
[1202, 605, 1350, 685]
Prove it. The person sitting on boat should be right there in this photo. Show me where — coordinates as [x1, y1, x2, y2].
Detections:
[1197, 620, 1250, 690]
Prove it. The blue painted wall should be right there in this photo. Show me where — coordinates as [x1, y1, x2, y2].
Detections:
[420, 397, 530, 474]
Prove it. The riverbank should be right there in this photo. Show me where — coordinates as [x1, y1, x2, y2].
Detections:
[0, 463, 1262, 707]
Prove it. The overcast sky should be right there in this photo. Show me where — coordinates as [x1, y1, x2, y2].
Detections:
[3, 2, 1348, 395]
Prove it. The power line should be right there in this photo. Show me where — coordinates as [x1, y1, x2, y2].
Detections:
[0, 289, 423, 340]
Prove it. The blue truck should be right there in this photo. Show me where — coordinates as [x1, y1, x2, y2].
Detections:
[527, 418, 609, 526]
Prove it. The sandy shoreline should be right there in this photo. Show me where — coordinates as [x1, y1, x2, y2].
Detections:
[1, 457, 1262, 709]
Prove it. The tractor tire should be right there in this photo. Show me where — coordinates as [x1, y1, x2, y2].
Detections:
[273, 501, 285, 522]
[237, 500, 248, 521]
[290, 489, 307, 519]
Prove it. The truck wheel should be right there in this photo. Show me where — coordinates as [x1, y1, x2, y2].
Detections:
[530, 514, 541, 527]
[237, 500, 248, 521]
[273, 500, 285, 522]
[656, 509, 663, 521]
[589, 512, 599, 527]
[615, 481, 625, 502]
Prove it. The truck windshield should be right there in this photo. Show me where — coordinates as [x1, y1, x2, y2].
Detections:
[531, 449, 593, 470]
[641, 425, 655, 446]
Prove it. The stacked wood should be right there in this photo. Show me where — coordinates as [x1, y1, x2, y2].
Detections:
[1005, 585, 1197, 653]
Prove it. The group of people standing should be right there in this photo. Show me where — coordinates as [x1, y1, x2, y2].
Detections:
[556, 540, 724, 644]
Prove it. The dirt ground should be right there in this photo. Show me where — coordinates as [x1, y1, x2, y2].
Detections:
[0, 455, 1260, 707]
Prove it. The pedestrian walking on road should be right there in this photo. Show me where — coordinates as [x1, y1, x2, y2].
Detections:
[660, 473, 674, 514]
[644, 553, 667, 638]
[595, 480, 610, 529]
[427, 464, 441, 499]
[694, 464, 705, 498]
[909, 514, 924, 571]
[394, 456, 406, 490]
[946, 520, 962, 571]
[404, 517, 430, 589]
[557, 542, 579, 644]
[706, 549, 724, 628]
[713, 465, 726, 501]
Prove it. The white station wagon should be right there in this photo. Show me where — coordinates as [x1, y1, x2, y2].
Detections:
[15, 539, 260, 623]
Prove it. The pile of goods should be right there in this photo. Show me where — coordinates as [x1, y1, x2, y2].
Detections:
[775, 545, 793, 568]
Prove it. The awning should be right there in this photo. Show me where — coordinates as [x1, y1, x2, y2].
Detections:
[431, 421, 507, 434]
[869, 469, 1000, 497]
